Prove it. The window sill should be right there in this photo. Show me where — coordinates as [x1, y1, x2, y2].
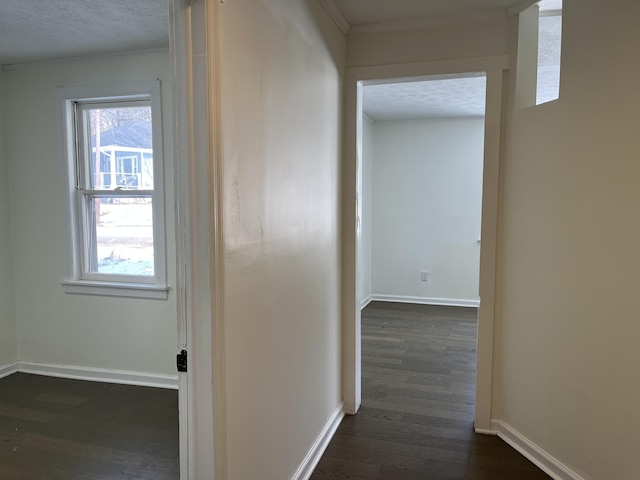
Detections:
[61, 280, 170, 300]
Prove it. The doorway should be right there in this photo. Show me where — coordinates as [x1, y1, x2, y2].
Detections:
[355, 72, 486, 435]
[359, 74, 486, 310]
[342, 59, 506, 432]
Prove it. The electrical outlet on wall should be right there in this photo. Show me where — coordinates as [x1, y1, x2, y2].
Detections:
[421, 271, 430, 282]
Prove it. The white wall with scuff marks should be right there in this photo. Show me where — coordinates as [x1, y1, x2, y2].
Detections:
[219, 0, 345, 478]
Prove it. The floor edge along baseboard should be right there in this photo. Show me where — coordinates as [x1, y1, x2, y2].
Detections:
[0, 363, 19, 380]
[370, 294, 480, 308]
[292, 403, 345, 480]
[14, 361, 179, 390]
[360, 295, 373, 309]
[491, 420, 584, 480]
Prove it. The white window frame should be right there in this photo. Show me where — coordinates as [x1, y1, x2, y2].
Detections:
[58, 81, 168, 299]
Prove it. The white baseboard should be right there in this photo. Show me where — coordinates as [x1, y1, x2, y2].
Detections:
[360, 295, 373, 309]
[16, 362, 179, 390]
[371, 294, 480, 308]
[0, 363, 18, 380]
[474, 427, 497, 436]
[292, 403, 345, 480]
[492, 420, 584, 480]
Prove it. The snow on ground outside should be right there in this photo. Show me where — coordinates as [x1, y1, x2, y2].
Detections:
[95, 202, 155, 276]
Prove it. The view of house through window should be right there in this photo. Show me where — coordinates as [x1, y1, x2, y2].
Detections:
[60, 81, 166, 297]
[78, 102, 156, 278]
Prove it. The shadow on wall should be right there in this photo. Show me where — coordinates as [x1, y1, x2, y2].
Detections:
[307, 0, 347, 69]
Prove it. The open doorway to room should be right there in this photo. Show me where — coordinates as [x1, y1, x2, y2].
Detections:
[314, 68, 549, 477]
[358, 73, 486, 429]
[359, 74, 486, 310]
[341, 63, 505, 432]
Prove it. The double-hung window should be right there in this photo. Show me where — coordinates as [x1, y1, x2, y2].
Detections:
[60, 81, 168, 299]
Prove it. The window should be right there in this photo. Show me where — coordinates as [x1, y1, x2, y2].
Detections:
[59, 81, 168, 299]
[536, 0, 562, 104]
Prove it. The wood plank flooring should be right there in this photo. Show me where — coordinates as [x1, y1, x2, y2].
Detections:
[311, 302, 550, 480]
[0, 373, 179, 480]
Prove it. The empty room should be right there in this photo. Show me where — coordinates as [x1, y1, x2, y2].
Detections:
[0, 2, 181, 478]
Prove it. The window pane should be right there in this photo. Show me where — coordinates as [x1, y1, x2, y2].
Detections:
[86, 106, 153, 190]
[537, 14, 562, 104]
[86, 196, 154, 277]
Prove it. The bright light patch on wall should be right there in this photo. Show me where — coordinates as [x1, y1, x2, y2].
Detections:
[537, 0, 562, 104]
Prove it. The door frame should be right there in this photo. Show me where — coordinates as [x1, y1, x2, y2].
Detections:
[341, 55, 508, 432]
[171, 0, 226, 477]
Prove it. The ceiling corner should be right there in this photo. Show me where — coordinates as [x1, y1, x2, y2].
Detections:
[507, 0, 539, 16]
[318, 0, 351, 34]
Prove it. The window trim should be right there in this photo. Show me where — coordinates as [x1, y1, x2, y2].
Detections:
[58, 81, 168, 299]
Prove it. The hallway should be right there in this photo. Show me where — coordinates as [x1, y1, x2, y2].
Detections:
[311, 302, 549, 479]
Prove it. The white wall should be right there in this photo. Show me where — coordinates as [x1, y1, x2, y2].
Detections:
[359, 116, 373, 306]
[498, 2, 640, 479]
[0, 70, 17, 368]
[219, 0, 345, 478]
[4, 52, 177, 376]
[346, 13, 509, 67]
[370, 118, 483, 304]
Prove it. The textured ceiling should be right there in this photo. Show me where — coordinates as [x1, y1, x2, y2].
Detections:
[360, 0, 562, 119]
[0, 0, 169, 66]
[331, 0, 523, 25]
[363, 75, 487, 121]
[363, 9, 562, 121]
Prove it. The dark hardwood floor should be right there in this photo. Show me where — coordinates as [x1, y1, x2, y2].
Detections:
[0, 304, 551, 480]
[0, 373, 179, 480]
[311, 302, 550, 480]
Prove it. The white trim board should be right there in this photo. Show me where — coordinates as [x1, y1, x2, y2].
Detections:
[492, 420, 585, 480]
[0, 363, 18, 380]
[371, 294, 480, 308]
[16, 362, 178, 390]
[360, 295, 373, 309]
[352, 56, 510, 84]
[291, 403, 345, 480]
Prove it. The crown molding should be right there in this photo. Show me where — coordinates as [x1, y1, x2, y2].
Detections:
[318, 0, 350, 34]
[349, 9, 507, 35]
[2, 47, 169, 72]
